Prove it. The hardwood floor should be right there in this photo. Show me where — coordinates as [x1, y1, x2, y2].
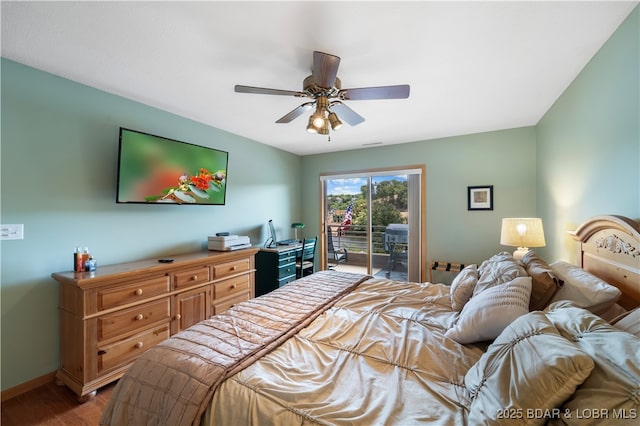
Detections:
[1, 381, 115, 426]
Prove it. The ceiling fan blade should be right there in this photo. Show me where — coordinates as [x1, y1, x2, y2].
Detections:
[275, 102, 314, 123]
[312, 51, 341, 88]
[235, 85, 305, 97]
[340, 84, 410, 100]
[330, 101, 365, 126]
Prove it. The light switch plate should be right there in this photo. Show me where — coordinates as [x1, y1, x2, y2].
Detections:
[1, 224, 24, 240]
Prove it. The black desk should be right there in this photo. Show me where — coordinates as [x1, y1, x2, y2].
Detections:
[255, 243, 302, 296]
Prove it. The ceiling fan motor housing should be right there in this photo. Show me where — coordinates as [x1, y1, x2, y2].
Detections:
[303, 75, 341, 98]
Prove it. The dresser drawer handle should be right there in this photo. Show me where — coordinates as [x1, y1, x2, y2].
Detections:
[175, 314, 182, 320]
[231, 284, 237, 289]
[231, 266, 237, 271]
[190, 275, 198, 281]
[135, 314, 144, 321]
[135, 289, 143, 296]
[135, 342, 144, 349]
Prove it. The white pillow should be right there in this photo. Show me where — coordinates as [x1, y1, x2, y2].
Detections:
[548, 261, 621, 315]
[545, 303, 640, 425]
[445, 277, 532, 344]
[465, 311, 595, 425]
[474, 252, 528, 296]
[450, 264, 478, 311]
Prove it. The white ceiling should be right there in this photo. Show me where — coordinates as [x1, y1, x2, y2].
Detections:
[2, 1, 637, 155]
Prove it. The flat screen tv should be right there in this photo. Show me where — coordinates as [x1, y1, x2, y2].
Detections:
[116, 128, 228, 205]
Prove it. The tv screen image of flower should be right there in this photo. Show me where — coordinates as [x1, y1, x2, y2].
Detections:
[116, 128, 229, 205]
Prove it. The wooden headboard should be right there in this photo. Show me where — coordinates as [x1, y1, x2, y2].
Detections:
[570, 215, 640, 310]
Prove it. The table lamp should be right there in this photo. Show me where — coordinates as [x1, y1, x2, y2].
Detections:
[291, 223, 304, 242]
[500, 218, 546, 260]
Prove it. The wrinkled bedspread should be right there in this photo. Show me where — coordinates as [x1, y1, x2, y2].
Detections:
[100, 271, 370, 426]
[202, 277, 486, 425]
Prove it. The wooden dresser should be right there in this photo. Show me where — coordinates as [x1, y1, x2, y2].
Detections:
[51, 248, 258, 401]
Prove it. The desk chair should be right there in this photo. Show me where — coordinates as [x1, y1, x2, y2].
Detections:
[327, 226, 348, 269]
[296, 236, 317, 279]
[384, 225, 408, 278]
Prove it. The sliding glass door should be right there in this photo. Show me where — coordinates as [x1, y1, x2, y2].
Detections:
[320, 166, 425, 282]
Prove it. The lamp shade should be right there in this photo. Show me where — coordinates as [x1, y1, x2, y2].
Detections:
[500, 218, 546, 259]
[306, 116, 318, 133]
[328, 112, 343, 130]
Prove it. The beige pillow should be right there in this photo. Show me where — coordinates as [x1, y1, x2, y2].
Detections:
[520, 251, 562, 311]
[610, 307, 640, 337]
[465, 311, 595, 425]
[545, 303, 640, 425]
[445, 276, 531, 344]
[474, 252, 528, 296]
[548, 261, 621, 315]
[450, 264, 478, 311]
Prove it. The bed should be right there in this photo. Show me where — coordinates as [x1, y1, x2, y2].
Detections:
[100, 215, 640, 425]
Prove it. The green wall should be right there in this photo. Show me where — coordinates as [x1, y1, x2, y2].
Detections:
[537, 5, 639, 262]
[301, 126, 537, 266]
[0, 59, 302, 391]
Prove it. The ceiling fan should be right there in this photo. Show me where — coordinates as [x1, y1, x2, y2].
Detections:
[234, 51, 410, 138]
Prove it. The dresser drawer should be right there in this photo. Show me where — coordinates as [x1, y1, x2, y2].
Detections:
[278, 263, 296, 280]
[97, 324, 170, 373]
[213, 275, 250, 299]
[173, 266, 211, 290]
[278, 274, 296, 288]
[277, 252, 297, 267]
[213, 258, 251, 278]
[98, 298, 171, 342]
[98, 276, 170, 311]
[213, 291, 250, 315]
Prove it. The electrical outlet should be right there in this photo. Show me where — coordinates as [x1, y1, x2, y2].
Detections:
[1, 224, 24, 240]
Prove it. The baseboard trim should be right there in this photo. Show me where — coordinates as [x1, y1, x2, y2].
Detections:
[1, 371, 57, 402]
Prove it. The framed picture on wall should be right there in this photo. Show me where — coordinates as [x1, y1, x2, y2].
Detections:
[468, 185, 493, 210]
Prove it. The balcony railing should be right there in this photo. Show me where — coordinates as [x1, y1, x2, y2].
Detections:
[327, 224, 408, 272]
[327, 224, 386, 253]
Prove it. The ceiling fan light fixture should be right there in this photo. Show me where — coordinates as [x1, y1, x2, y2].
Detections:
[306, 116, 319, 133]
[311, 110, 326, 128]
[319, 120, 329, 135]
[328, 112, 342, 130]
[311, 96, 328, 128]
